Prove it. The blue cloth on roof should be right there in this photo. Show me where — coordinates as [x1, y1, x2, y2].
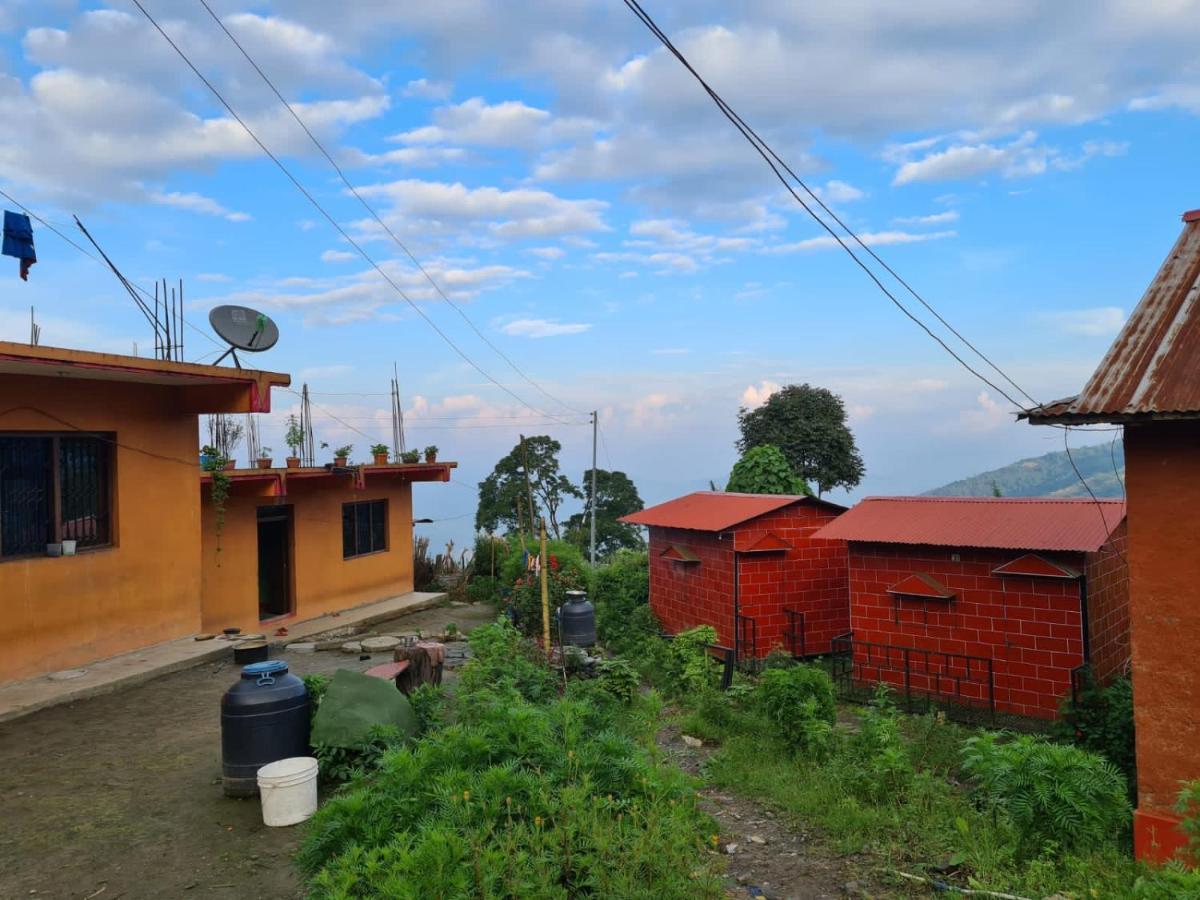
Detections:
[2, 210, 36, 280]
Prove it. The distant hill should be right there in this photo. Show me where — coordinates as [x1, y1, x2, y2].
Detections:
[924, 442, 1125, 499]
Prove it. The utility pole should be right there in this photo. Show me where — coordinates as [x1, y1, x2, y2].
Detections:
[590, 411, 598, 566]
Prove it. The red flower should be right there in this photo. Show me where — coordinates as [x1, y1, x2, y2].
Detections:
[550, 555, 559, 571]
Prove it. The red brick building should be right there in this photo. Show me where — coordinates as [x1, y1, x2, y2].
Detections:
[621, 492, 847, 660]
[815, 497, 1128, 720]
[1023, 208, 1200, 863]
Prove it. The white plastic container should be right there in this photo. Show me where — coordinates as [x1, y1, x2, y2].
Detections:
[256, 756, 318, 826]
[61, 540, 77, 556]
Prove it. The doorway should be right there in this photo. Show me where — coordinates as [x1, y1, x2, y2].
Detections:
[257, 505, 293, 620]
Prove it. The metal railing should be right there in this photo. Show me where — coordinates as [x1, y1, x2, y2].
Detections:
[830, 633, 995, 723]
[783, 608, 806, 659]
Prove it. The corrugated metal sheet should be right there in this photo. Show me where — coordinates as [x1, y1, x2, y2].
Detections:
[812, 496, 1125, 552]
[1024, 211, 1200, 422]
[620, 491, 845, 533]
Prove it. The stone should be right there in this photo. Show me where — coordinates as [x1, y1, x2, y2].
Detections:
[340, 641, 363, 653]
[314, 639, 348, 651]
[748, 834, 767, 845]
[361, 636, 401, 652]
[286, 642, 317, 652]
[724, 843, 739, 855]
[47, 669, 88, 681]
[193, 633, 216, 641]
[681, 734, 703, 748]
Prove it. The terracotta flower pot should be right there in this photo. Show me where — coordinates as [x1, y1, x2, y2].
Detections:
[223, 460, 237, 471]
[286, 456, 301, 469]
[373, 452, 389, 465]
[425, 452, 437, 463]
[256, 458, 272, 469]
[334, 456, 348, 467]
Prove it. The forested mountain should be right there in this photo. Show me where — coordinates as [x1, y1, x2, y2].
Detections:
[925, 442, 1125, 499]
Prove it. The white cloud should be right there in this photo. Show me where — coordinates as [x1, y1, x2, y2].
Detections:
[816, 180, 867, 203]
[893, 211, 960, 226]
[148, 190, 250, 222]
[953, 391, 1013, 433]
[766, 229, 956, 254]
[352, 179, 608, 242]
[1041, 306, 1127, 337]
[741, 380, 781, 409]
[500, 318, 591, 338]
[393, 97, 594, 149]
[196, 272, 232, 283]
[890, 131, 1127, 186]
[320, 249, 357, 263]
[402, 78, 453, 101]
[526, 246, 566, 260]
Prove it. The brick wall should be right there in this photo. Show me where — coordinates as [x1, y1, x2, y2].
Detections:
[645, 501, 848, 658]
[847, 542, 1087, 719]
[647, 527, 736, 647]
[1084, 520, 1130, 684]
[733, 504, 848, 656]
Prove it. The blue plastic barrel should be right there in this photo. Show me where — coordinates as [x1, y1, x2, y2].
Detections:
[220, 660, 310, 797]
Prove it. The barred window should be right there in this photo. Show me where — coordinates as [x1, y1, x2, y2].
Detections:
[342, 499, 387, 559]
[0, 434, 113, 559]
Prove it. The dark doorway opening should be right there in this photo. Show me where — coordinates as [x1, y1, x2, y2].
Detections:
[257, 505, 293, 620]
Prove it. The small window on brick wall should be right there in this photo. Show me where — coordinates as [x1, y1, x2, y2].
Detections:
[342, 499, 388, 559]
[0, 433, 113, 559]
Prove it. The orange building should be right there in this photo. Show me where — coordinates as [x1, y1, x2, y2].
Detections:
[1024, 208, 1200, 864]
[0, 341, 452, 685]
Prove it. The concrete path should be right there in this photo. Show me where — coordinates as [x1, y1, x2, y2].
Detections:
[0, 590, 444, 723]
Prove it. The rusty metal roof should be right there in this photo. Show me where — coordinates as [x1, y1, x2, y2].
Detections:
[812, 496, 1125, 552]
[1023, 210, 1200, 423]
[620, 491, 845, 533]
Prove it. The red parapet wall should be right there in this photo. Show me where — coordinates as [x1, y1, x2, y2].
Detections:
[847, 543, 1090, 719]
[645, 502, 848, 657]
[1086, 520, 1131, 683]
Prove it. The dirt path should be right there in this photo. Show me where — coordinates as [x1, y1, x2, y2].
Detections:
[0, 602, 495, 900]
[656, 719, 889, 900]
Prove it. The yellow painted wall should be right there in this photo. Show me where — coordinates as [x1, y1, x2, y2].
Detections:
[0, 375, 204, 682]
[200, 476, 415, 634]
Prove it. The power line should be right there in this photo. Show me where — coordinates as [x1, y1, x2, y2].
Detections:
[132, 0, 569, 425]
[196, 0, 585, 419]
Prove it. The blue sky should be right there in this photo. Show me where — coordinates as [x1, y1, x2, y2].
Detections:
[2, 1, 1198, 548]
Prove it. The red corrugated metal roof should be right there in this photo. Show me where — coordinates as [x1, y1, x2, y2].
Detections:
[812, 496, 1125, 552]
[620, 491, 845, 532]
[1023, 211, 1200, 423]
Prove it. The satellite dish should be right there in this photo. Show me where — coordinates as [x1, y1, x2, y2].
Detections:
[208, 305, 279, 368]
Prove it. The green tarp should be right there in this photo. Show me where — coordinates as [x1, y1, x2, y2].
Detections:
[311, 669, 417, 747]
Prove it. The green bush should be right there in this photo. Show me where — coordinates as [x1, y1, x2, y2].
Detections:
[313, 724, 407, 786]
[469, 532, 511, 579]
[595, 657, 640, 704]
[661, 625, 720, 698]
[458, 619, 558, 704]
[499, 537, 587, 587]
[408, 683, 445, 736]
[505, 542, 590, 639]
[756, 663, 836, 758]
[303, 673, 331, 721]
[961, 732, 1131, 858]
[465, 574, 501, 605]
[1057, 670, 1136, 792]
[840, 686, 915, 802]
[592, 550, 654, 647]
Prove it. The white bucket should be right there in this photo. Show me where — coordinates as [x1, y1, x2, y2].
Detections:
[256, 756, 318, 827]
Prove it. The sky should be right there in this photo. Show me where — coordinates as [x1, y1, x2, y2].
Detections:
[1, 0, 1198, 550]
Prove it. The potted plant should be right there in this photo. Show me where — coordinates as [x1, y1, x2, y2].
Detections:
[424, 444, 439, 463]
[223, 457, 237, 471]
[334, 445, 353, 467]
[257, 447, 273, 469]
[200, 444, 218, 468]
[400, 449, 420, 464]
[370, 443, 390, 465]
[285, 414, 304, 468]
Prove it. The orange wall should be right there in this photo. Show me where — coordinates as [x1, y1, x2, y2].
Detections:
[1125, 420, 1200, 859]
[200, 476, 415, 633]
[0, 375, 204, 682]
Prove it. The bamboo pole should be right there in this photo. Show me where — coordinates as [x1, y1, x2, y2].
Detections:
[540, 518, 551, 653]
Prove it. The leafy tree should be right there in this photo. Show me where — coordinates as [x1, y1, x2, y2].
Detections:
[737, 383, 864, 495]
[566, 469, 646, 559]
[726, 444, 811, 495]
[475, 436, 580, 539]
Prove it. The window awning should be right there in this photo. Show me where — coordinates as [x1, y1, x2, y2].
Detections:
[660, 544, 700, 563]
[992, 554, 1080, 579]
[887, 573, 955, 600]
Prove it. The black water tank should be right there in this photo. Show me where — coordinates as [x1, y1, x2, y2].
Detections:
[220, 660, 310, 797]
[559, 590, 597, 648]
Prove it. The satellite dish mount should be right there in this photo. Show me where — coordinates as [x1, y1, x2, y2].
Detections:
[208, 305, 280, 368]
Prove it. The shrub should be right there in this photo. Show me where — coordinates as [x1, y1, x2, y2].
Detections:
[466, 574, 500, 605]
[595, 657, 641, 704]
[468, 532, 510, 579]
[1057, 670, 1136, 792]
[313, 724, 407, 786]
[961, 732, 1131, 858]
[661, 625, 720, 698]
[503, 541, 590, 639]
[756, 663, 836, 758]
[840, 685, 915, 802]
[1178, 780, 1200, 859]
[458, 619, 558, 704]
[303, 673, 331, 720]
[408, 683, 446, 736]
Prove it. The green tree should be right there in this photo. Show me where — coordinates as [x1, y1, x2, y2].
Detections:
[726, 444, 811, 495]
[566, 469, 647, 559]
[737, 383, 864, 495]
[475, 436, 580, 539]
